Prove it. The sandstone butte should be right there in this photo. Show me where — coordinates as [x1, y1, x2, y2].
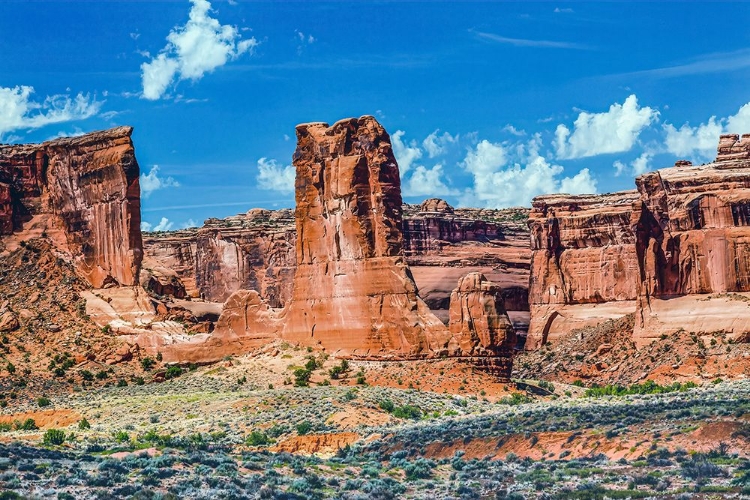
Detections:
[527, 133, 750, 349]
[145, 116, 519, 377]
[0, 127, 142, 288]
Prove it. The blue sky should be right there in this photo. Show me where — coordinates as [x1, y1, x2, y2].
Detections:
[2, 1, 750, 230]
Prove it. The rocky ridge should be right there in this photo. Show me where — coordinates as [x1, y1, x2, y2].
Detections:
[527, 134, 750, 349]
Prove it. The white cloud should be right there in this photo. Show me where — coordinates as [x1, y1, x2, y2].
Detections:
[460, 135, 596, 208]
[404, 164, 456, 197]
[462, 139, 507, 177]
[555, 94, 658, 159]
[422, 129, 458, 158]
[474, 30, 588, 50]
[391, 130, 422, 175]
[141, 0, 258, 100]
[256, 157, 295, 194]
[153, 217, 174, 231]
[182, 218, 198, 229]
[141, 217, 174, 232]
[613, 152, 652, 177]
[503, 124, 526, 136]
[140, 165, 180, 198]
[664, 102, 750, 159]
[0, 85, 101, 140]
[296, 30, 315, 44]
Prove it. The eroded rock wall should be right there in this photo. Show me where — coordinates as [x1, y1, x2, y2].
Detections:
[633, 135, 750, 344]
[0, 127, 142, 287]
[526, 192, 640, 349]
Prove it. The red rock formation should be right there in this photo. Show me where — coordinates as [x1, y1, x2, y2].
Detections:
[0, 127, 142, 287]
[402, 201, 530, 333]
[280, 116, 450, 357]
[142, 201, 531, 330]
[448, 273, 516, 376]
[632, 134, 750, 345]
[526, 192, 640, 349]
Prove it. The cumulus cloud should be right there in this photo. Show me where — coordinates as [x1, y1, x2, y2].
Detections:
[0, 85, 101, 140]
[256, 157, 295, 194]
[460, 135, 597, 208]
[140, 165, 180, 198]
[664, 102, 750, 159]
[404, 164, 457, 197]
[391, 130, 422, 175]
[141, 217, 174, 232]
[422, 129, 458, 158]
[555, 94, 658, 159]
[141, 0, 258, 100]
[613, 152, 653, 177]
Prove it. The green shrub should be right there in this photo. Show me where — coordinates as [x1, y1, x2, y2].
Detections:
[6, 362, 14, 375]
[392, 405, 422, 420]
[37, 396, 51, 407]
[141, 357, 156, 371]
[0, 422, 12, 432]
[117, 378, 127, 387]
[80, 370, 94, 381]
[78, 418, 91, 430]
[113, 430, 130, 443]
[296, 421, 312, 435]
[584, 380, 698, 398]
[379, 399, 395, 413]
[42, 428, 66, 446]
[15, 418, 37, 430]
[165, 365, 182, 380]
[293, 368, 311, 387]
[499, 393, 533, 405]
[246, 431, 271, 446]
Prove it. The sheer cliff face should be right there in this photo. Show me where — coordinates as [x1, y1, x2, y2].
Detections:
[526, 192, 641, 349]
[632, 134, 750, 344]
[0, 127, 142, 287]
[281, 116, 450, 357]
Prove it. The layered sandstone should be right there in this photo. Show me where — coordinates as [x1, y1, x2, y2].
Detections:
[142, 209, 296, 304]
[402, 201, 530, 331]
[142, 201, 531, 334]
[279, 116, 450, 357]
[448, 273, 516, 376]
[632, 135, 750, 344]
[526, 191, 641, 349]
[0, 127, 142, 287]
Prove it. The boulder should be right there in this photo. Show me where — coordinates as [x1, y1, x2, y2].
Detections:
[0, 311, 19, 332]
